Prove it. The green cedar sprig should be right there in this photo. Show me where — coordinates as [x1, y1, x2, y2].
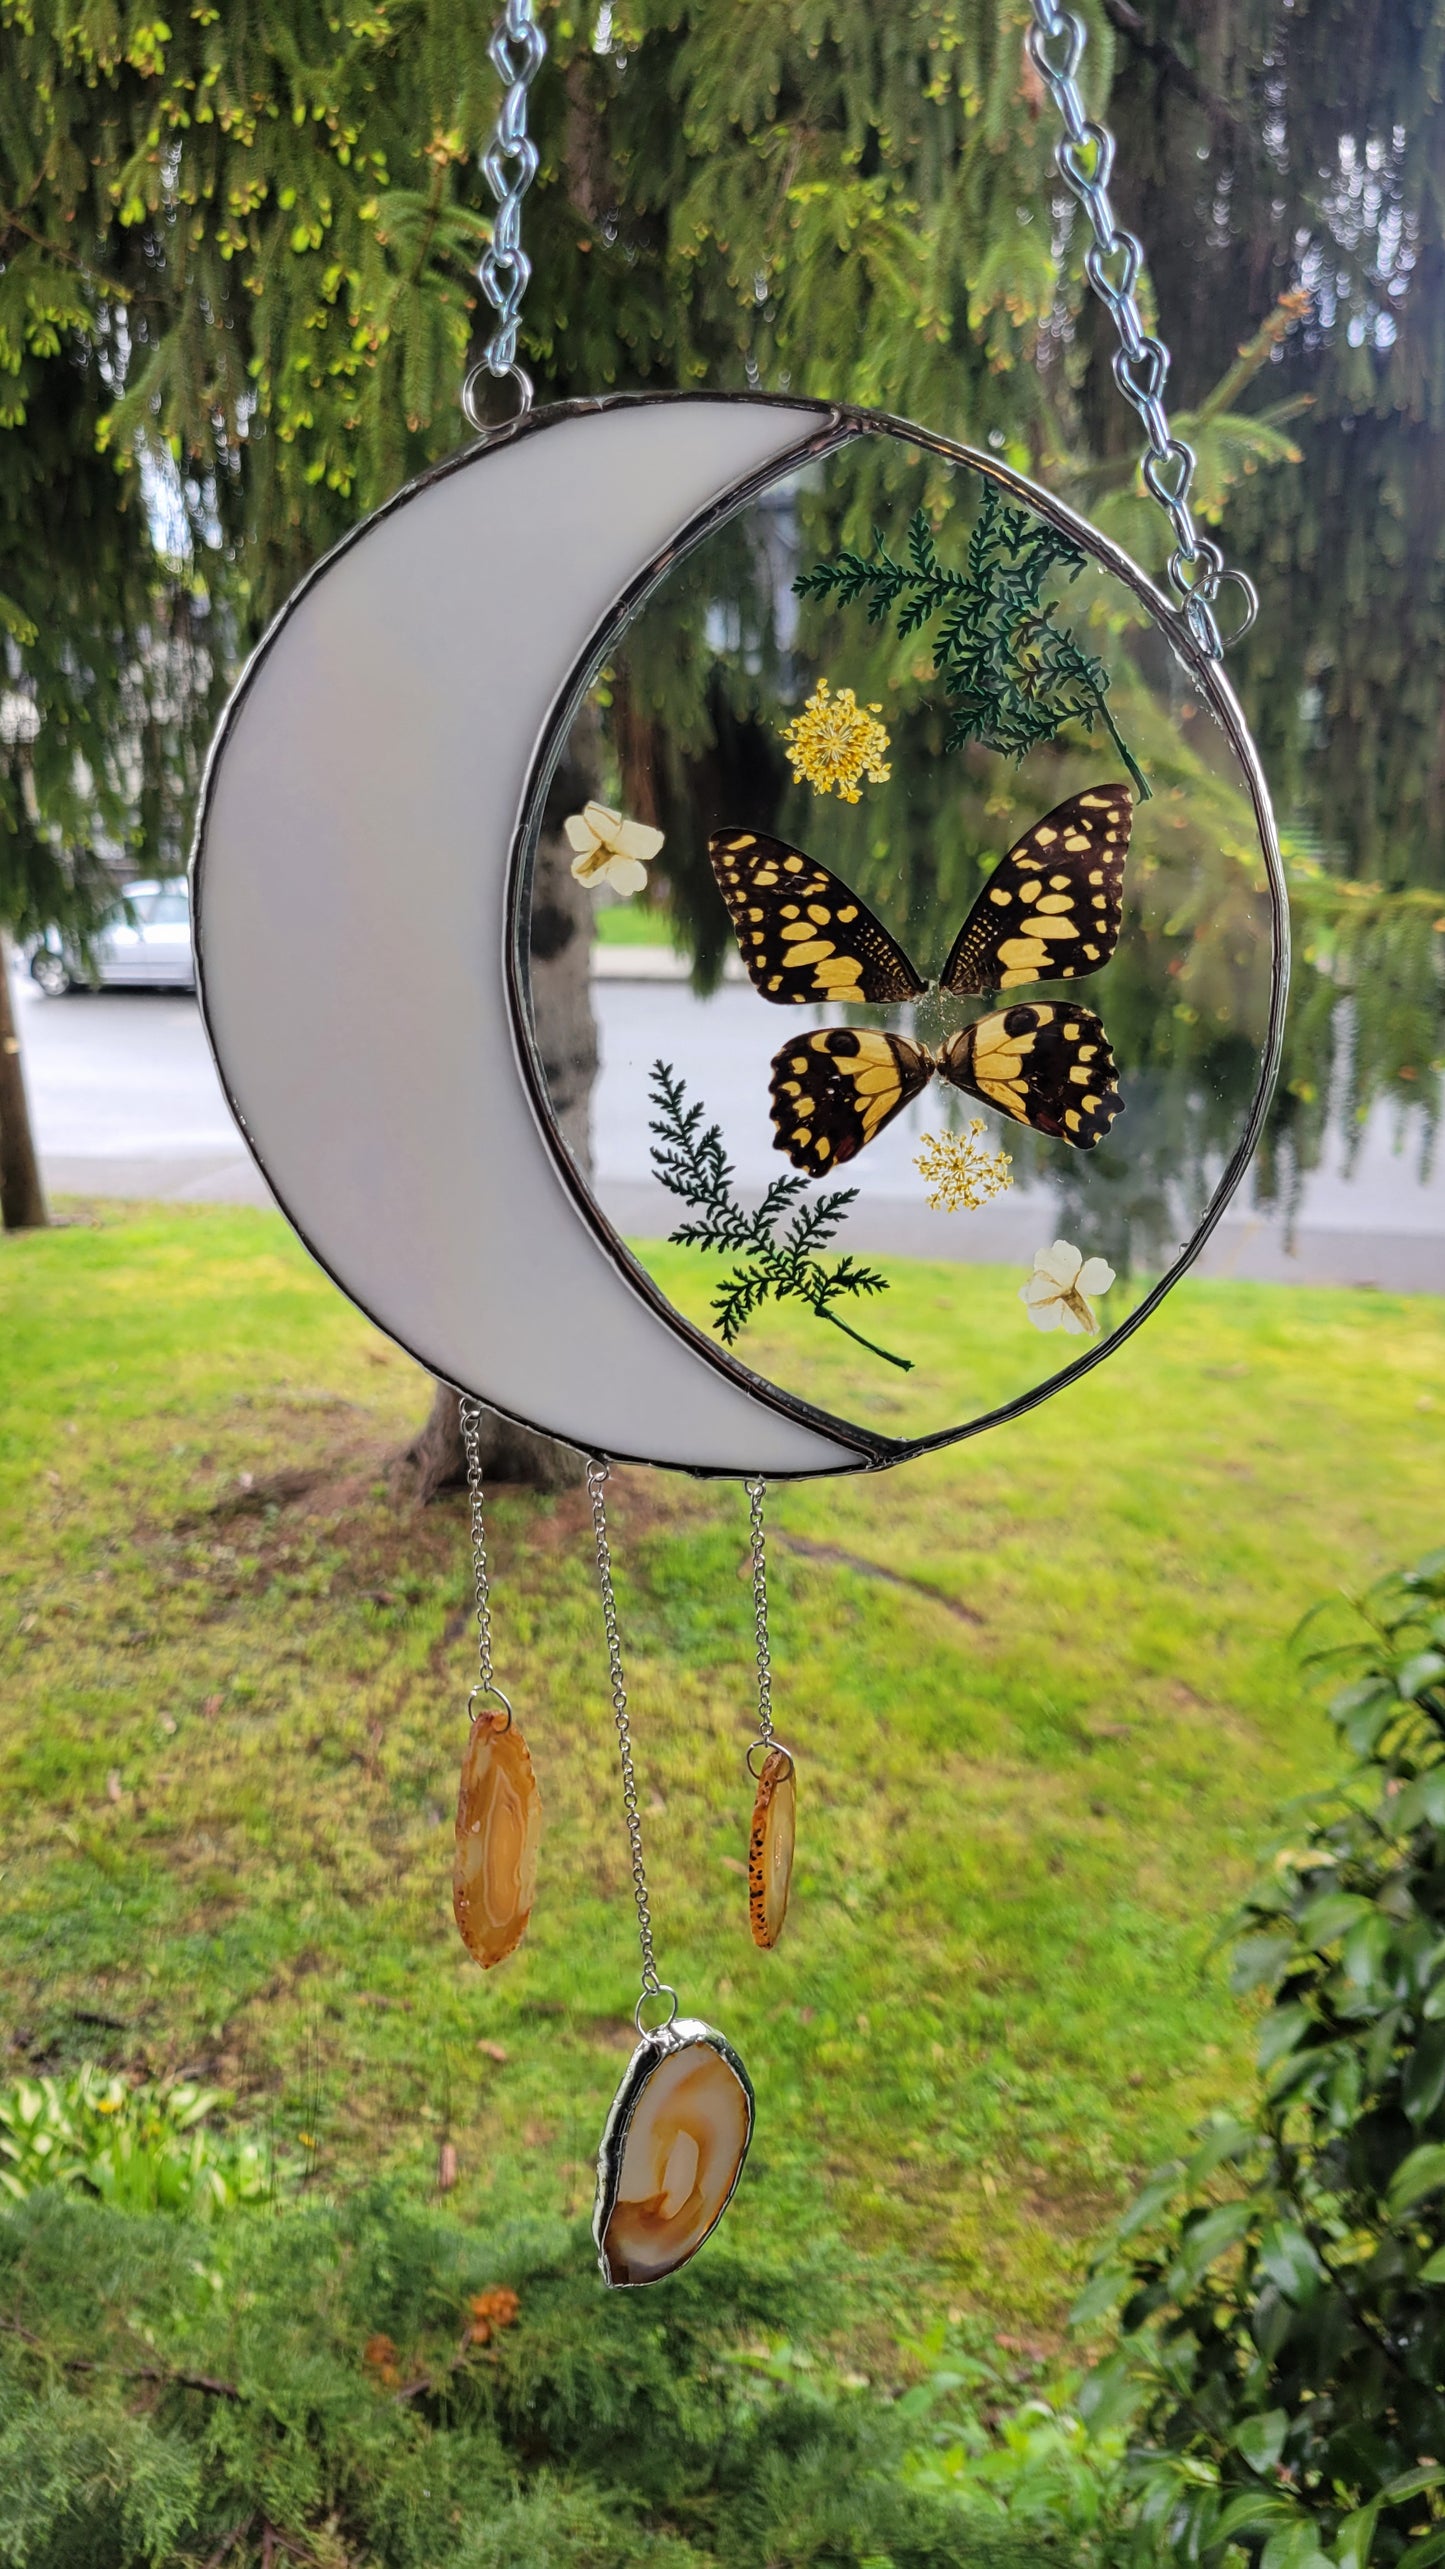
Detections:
[795, 487, 1150, 801]
[647, 1060, 911, 1372]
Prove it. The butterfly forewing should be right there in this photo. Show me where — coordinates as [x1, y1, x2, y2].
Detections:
[710, 831, 925, 1006]
[769, 1028, 933, 1174]
[940, 1005, 1124, 1149]
[939, 786, 1132, 996]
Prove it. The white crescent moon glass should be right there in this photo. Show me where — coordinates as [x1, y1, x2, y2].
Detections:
[194, 396, 1286, 1478]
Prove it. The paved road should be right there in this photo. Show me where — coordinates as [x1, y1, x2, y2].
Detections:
[9, 961, 1444, 1290]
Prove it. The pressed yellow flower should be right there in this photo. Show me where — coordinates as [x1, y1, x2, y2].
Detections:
[914, 1123, 1013, 1213]
[780, 678, 891, 804]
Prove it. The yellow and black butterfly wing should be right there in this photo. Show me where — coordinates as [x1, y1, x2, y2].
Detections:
[710, 830, 926, 1005]
[939, 785, 1132, 995]
[769, 1027, 933, 1175]
[940, 1004, 1123, 1150]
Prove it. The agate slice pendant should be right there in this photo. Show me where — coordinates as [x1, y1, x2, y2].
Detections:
[747, 1745, 796, 1950]
[453, 1707, 541, 1969]
[594, 2017, 754, 2288]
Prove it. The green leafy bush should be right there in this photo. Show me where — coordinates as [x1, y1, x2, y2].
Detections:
[1078, 1548, 1445, 2568]
[0, 2066, 277, 2218]
[894, 2330, 1135, 2564]
[0, 2185, 1075, 2568]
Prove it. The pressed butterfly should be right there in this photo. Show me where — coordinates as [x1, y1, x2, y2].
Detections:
[707, 785, 1130, 1175]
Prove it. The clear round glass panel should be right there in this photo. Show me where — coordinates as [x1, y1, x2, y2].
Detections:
[518, 419, 1282, 1459]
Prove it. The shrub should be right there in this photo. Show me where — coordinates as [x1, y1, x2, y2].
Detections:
[0, 2065, 278, 2218]
[1078, 1548, 1445, 2569]
[894, 2331, 1136, 2564]
[0, 2184, 1070, 2567]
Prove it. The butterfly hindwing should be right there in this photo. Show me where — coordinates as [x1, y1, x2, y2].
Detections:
[939, 785, 1132, 995]
[769, 1027, 933, 1175]
[940, 1004, 1123, 1150]
[710, 830, 925, 1005]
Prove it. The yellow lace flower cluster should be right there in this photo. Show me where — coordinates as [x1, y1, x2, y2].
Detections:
[780, 679, 892, 804]
[914, 1122, 1013, 1213]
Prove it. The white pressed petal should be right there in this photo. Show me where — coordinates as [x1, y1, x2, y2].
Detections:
[605, 855, 650, 897]
[1059, 1297, 1093, 1334]
[1029, 1242, 1072, 1288]
[1021, 1273, 1060, 1307]
[1077, 1257, 1116, 1297]
[612, 816, 665, 864]
[569, 846, 611, 885]
[1042, 1238, 1084, 1286]
[564, 811, 601, 855]
[1025, 1296, 1065, 1331]
[582, 799, 623, 841]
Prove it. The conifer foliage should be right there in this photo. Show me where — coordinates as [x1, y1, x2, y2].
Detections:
[0, 2185, 1060, 2567]
[1, 0, 1440, 1222]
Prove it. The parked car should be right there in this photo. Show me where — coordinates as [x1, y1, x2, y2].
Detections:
[28, 881, 195, 994]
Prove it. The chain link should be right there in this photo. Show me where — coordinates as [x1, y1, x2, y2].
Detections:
[463, 0, 547, 429]
[459, 1396, 513, 1727]
[745, 1478, 776, 1756]
[587, 1459, 664, 2000]
[1026, 1, 1257, 660]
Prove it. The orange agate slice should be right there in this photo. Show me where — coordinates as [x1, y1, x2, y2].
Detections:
[595, 2031, 753, 2287]
[747, 1746, 796, 1949]
[453, 1710, 541, 1969]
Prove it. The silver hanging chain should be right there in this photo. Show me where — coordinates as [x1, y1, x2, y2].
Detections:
[463, 0, 547, 430]
[1026, 1, 1258, 662]
[459, 1396, 513, 1729]
[745, 1478, 777, 1761]
[586, 1459, 676, 2028]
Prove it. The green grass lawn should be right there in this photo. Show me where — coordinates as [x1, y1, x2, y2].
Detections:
[593, 898, 679, 946]
[0, 1202, 1439, 2340]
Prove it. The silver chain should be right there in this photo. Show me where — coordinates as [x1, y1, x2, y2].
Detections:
[463, 0, 547, 429]
[586, 1458, 667, 2008]
[745, 1478, 776, 1754]
[459, 1396, 512, 1727]
[1026, 1, 1257, 661]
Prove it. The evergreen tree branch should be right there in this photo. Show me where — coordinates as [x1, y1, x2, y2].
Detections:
[1097, 0, 1247, 141]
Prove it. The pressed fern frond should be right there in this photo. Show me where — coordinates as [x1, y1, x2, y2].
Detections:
[797, 489, 1149, 801]
[647, 1060, 910, 1371]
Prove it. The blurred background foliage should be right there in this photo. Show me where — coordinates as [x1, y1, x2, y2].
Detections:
[0, 0, 1439, 1202]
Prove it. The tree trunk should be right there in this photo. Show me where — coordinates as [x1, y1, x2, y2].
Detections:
[400, 1378, 587, 1503]
[0, 934, 48, 1231]
[400, 739, 599, 1499]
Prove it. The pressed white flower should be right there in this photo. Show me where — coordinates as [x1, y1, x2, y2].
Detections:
[565, 802, 665, 898]
[1019, 1238, 1116, 1336]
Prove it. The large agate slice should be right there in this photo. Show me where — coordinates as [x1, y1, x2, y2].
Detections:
[747, 1747, 796, 1949]
[594, 2023, 754, 2288]
[453, 1710, 541, 1969]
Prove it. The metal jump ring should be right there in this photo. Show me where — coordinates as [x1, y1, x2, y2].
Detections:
[461, 360, 535, 434]
[1201, 565, 1259, 651]
[634, 1984, 680, 2037]
[1027, 16, 1085, 82]
[746, 1737, 795, 1781]
[467, 1681, 514, 1733]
